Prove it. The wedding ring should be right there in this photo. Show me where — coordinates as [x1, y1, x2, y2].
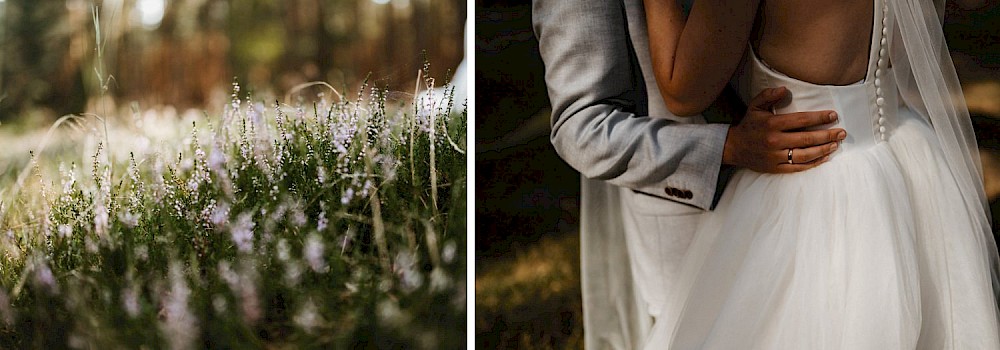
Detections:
[787, 149, 794, 164]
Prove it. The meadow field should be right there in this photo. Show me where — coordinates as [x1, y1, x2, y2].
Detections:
[0, 74, 467, 348]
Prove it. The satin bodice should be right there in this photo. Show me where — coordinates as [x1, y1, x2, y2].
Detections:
[747, 1, 898, 158]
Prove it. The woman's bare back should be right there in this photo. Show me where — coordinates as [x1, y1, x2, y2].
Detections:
[643, 0, 879, 115]
[752, 0, 875, 85]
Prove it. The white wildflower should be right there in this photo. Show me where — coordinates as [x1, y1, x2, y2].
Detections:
[218, 261, 261, 325]
[394, 251, 423, 293]
[276, 239, 291, 262]
[304, 234, 327, 273]
[119, 211, 140, 229]
[208, 146, 226, 172]
[250, 102, 265, 127]
[210, 202, 230, 226]
[135, 245, 149, 262]
[378, 299, 411, 328]
[277, 110, 293, 142]
[442, 241, 457, 264]
[340, 187, 355, 205]
[429, 268, 451, 292]
[294, 298, 324, 333]
[194, 145, 206, 162]
[291, 209, 307, 228]
[32, 260, 58, 295]
[377, 154, 398, 182]
[283, 261, 302, 287]
[360, 179, 373, 198]
[67, 333, 86, 349]
[208, 145, 234, 198]
[316, 166, 326, 185]
[230, 81, 241, 113]
[330, 117, 356, 154]
[94, 202, 109, 238]
[61, 163, 77, 193]
[212, 294, 227, 314]
[122, 284, 140, 318]
[218, 261, 239, 288]
[85, 236, 99, 253]
[230, 213, 255, 253]
[161, 263, 198, 350]
[317, 206, 328, 232]
[57, 224, 73, 239]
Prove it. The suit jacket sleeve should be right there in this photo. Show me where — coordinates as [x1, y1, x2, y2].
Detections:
[532, 0, 730, 210]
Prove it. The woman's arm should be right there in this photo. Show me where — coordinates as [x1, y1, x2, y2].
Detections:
[643, 0, 761, 116]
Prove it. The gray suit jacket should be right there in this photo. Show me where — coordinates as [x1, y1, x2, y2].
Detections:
[532, 0, 741, 348]
[533, 0, 731, 210]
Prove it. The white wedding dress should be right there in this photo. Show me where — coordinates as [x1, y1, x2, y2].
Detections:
[642, 0, 1000, 348]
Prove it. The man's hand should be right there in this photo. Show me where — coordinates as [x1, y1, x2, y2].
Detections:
[723, 87, 847, 173]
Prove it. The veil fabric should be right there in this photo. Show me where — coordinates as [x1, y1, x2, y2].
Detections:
[889, 0, 1000, 302]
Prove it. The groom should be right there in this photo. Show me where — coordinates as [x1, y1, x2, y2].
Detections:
[532, 0, 846, 348]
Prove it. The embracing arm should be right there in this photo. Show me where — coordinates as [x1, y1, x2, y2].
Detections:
[643, 0, 760, 116]
[533, 0, 843, 209]
[533, 0, 730, 209]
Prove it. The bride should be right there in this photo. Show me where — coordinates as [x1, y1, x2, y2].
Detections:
[638, 0, 1000, 348]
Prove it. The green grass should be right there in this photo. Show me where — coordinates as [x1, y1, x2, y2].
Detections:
[476, 234, 583, 349]
[0, 77, 466, 349]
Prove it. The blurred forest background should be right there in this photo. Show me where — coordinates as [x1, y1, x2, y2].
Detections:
[476, 0, 1000, 348]
[0, 0, 466, 124]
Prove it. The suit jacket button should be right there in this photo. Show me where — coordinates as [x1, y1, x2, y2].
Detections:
[682, 190, 693, 199]
[664, 187, 676, 197]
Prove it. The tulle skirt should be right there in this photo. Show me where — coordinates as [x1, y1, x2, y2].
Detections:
[645, 109, 1000, 349]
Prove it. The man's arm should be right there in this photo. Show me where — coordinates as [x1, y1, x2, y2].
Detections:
[533, 0, 846, 210]
[534, 0, 735, 209]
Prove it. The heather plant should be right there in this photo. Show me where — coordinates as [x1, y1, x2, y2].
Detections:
[0, 75, 467, 348]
